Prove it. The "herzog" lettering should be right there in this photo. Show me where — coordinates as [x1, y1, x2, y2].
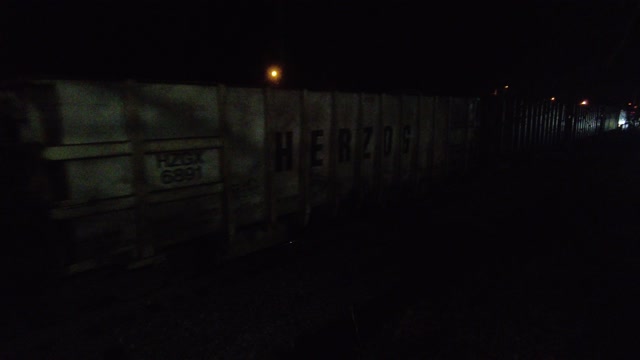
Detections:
[274, 126, 412, 172]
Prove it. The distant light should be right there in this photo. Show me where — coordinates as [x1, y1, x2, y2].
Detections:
[628, 102, 633, 106]
[266, 65, 282, 84]
[504, 85, 509, 89]
[635, 106, 638, 109]
[550, 97, 556, 101]
[580, 100, 588, 106]
[619, 110, 627, 127]
[492, 89, 498, 95]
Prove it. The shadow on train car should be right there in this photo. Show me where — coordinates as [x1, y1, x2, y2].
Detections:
[1, 98, 66, 337]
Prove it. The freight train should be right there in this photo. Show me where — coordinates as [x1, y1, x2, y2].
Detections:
[0, 80, 621, 276]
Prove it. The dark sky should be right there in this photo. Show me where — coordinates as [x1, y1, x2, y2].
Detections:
[2, 0, 640, 104]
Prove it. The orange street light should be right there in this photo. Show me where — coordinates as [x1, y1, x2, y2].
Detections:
[580, 99, 588, 106]
[266, 65, 282, 85]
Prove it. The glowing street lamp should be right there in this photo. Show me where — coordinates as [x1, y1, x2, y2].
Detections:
[266, 65, 282, 85]
[550, 97, 556, 101]
[580, 99, 589, 106]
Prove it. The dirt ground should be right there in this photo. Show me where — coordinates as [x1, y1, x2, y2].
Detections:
[3, 129, 640, 359]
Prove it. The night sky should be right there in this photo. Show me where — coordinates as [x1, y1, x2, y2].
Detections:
[2, 0, 639, 104]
